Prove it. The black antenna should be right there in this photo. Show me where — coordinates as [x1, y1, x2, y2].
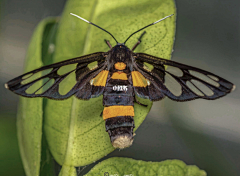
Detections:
[70, 13, 119, 44]
[124, 14, 174, 44]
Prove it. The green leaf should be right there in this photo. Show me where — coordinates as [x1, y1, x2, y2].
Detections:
[18, 0, 176, 175]
[84, 158, 207, 176]
[43, 0, 176, 170]
[17, 18, 58, 176]
[59, 165, 77, 176]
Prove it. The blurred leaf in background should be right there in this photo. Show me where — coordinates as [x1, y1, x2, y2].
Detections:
[0, 114, 25, 176]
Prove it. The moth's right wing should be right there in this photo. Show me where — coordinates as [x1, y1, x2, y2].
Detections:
[5, 52, 109, 100]
[132, 53, 235, 101]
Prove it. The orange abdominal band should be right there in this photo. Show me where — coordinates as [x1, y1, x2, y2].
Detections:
[103, 106, 134, 120]
[114, 62, 126, 70]
[111, 72, 128, 80]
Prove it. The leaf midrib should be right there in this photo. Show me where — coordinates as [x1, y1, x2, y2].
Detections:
[63, 0, 98, 165]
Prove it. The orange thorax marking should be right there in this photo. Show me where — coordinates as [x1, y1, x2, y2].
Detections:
[131, 71, 149, 87]
[103, 106, 134, 120]
[111, 72, 128, 80]
[90, 70, 109, 86]
[114, 62, 126, 70]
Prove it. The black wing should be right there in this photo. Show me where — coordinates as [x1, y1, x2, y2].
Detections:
[132, 53, 235, 101]
[5, 52, 109, 100]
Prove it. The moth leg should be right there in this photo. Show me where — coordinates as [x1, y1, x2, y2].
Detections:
[131, 31, 146, 51]
[100, 110, 103, 117]
[104, 39, 112, 49]
[134, 96, 148, 107]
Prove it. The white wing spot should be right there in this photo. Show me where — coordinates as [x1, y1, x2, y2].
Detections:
[4, 83, 9, 89]
[231, 85, 236, 92]
[146, 79, 150, 86]
[90, 79, 94, 85]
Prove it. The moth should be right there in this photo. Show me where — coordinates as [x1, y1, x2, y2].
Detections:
[5, 13, 235, 149]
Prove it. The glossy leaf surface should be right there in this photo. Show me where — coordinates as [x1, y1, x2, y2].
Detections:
[17, 18, 58, 176]
[45, 0, 176, 168]
[84, 157, 207, 176]
[18, 0, 176, 174]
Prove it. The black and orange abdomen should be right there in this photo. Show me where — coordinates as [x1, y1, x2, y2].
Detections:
[102, 62, 135, 148]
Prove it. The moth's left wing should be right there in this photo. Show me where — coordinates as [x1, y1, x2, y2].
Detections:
[5, 52, 108, 100]
[132, 53, 235, 101]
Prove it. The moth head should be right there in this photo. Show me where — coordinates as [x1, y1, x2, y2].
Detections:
[111, 44, 131, 62]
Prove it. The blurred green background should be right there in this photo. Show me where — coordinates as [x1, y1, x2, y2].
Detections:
[0, 0, 239, 176]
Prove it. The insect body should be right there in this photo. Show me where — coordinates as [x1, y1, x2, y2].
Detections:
[103, 46, 135, 148]
[5, 13, 235, 149]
